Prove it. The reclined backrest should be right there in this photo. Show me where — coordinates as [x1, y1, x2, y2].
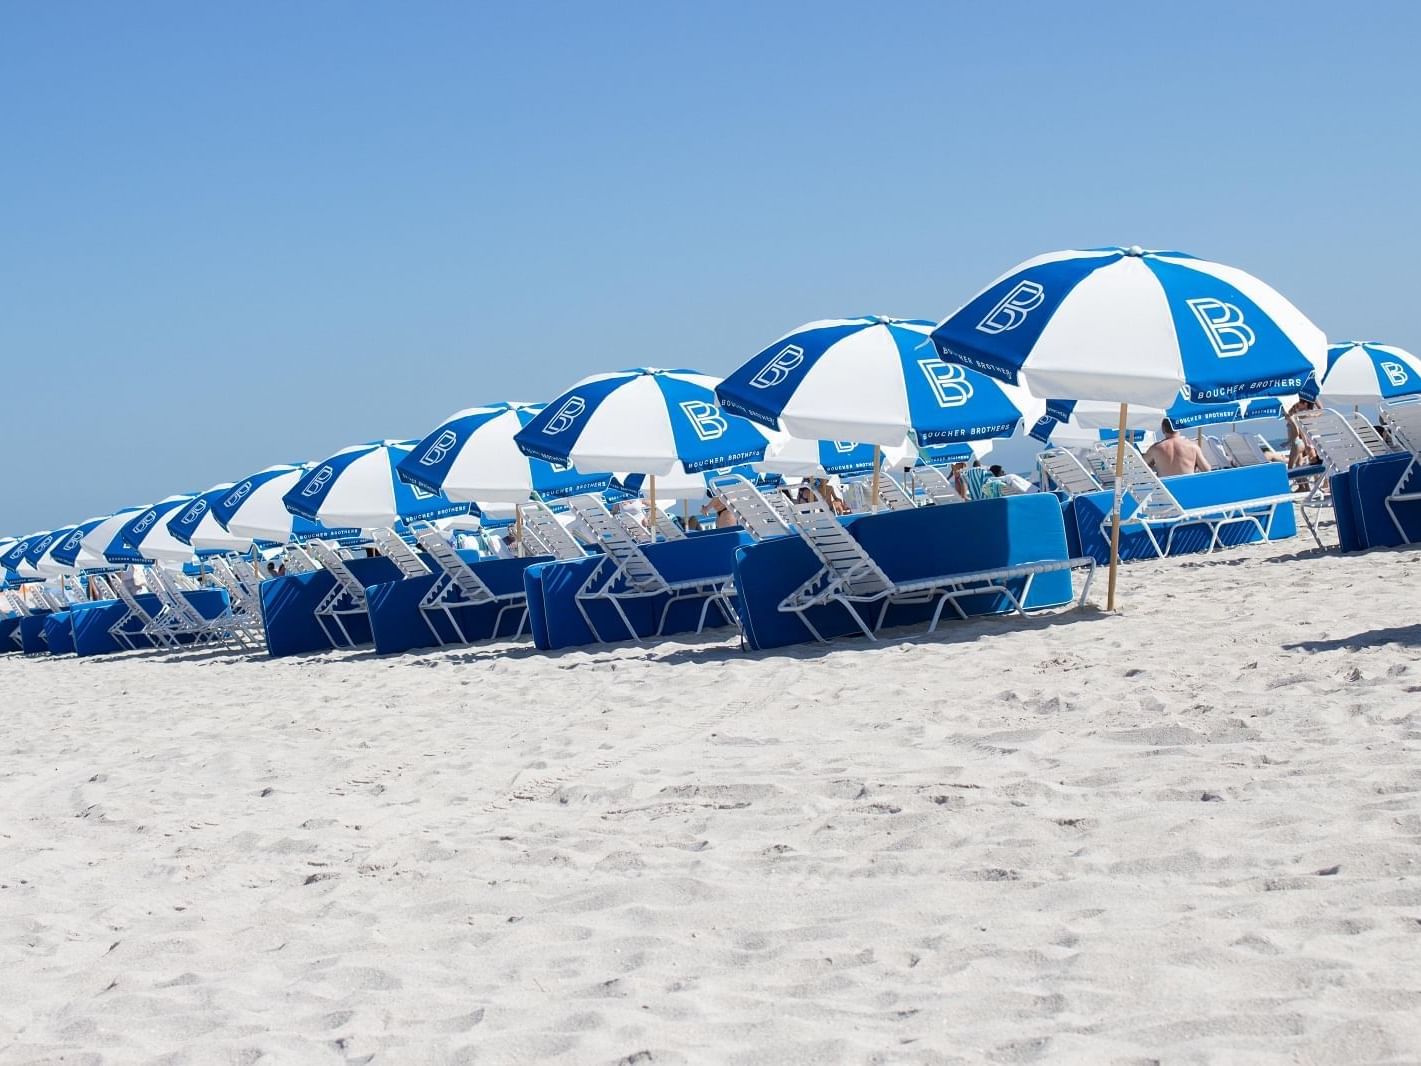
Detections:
[515, 502, 587, 561]
[1113, 447, 1183, 519]
[912, 465, 965, 505]
[710, 474, 792, 541]
[1221, 432, 1267, 467]
[1039, 449, 1103, 495]
[790, 497, 895, 600]
[1297, 409, 1374, 474]
[305, 539, 368, 600]
[369, 527, 431, 579]
[1201, 436, 1232, 470]
[1383, 400, 1421, 456]
[568, 496, 665, 591]
[411, 525, 497, 605]
[1347, 412, 1392, 456]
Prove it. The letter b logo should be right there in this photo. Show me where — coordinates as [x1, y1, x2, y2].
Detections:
[918, 360, 974, 408]
[543, 397, 586, 435]
[419, 430, 459, 466]
[680, 400, 728, 442]
[977, 280, 1045, 335]
[1187, 298, 1255, 358]
[749, 345, 805, 389]
[1380, 361, 1411, 388]
[301, 465, 335, 497]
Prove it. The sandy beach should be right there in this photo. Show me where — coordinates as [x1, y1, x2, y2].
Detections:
[2, 539, 1419, 1065]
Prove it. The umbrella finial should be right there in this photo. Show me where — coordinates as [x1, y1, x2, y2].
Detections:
[1125, 245, 1145, 257]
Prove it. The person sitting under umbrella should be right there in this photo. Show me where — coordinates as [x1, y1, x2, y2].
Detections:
[1145, 418, 1211, 476]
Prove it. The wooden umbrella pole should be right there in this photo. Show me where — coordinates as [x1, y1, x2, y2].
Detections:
[869, 445, 882, 513]
[1106, 402, 1129, 612]
[514, 499, 524, 558]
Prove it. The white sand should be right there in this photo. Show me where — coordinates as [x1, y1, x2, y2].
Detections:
[3, 540, 1420, 1064]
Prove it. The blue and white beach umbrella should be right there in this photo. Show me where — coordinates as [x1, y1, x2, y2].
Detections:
[514, 369, 772, 476]
[1309, 342, 1421, 405]
[31, 525, 84, 577]
[77, 508, 147, 571]
[930, 247, 1327, 407]
[46, 516, 113, 573]
[106, 495, 199, 565]
[3, 531, 54, 581]
[166, 483, 257, 555]
[398, 402, 615, 503]
[283, 441, 470, 528]
[716, 317, 1042, 447]
[0, 538, 16, 586]
[214, 464, 360, 543]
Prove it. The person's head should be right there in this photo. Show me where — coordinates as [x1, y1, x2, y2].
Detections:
[950, 461, 966, 473]
[971, 459, 982, 468]
[1161, 417, 1177, 436]
[989, 464, 1004, 477]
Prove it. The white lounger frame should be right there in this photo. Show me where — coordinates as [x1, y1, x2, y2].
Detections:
[1296, 408, 1379, 548]
[777, 497, 1095, 642]
[1382, 399, 1421, 542]
[1100, 446, 1295, 557]
[911, 465, 966, 505]
[568, 495, 735, 643]
[107, 570, 178, 650]
[411, 525, 529, 645]
[516, 501, 591, 561]
[1038, 449, 1104, 495]
[306, 539, 371, 649]
[711, 474, 792, 541]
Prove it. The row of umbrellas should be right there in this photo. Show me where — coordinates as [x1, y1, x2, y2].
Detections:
[7, 245, 1421, 609]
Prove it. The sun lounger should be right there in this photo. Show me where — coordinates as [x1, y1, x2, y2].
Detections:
[516, 502, 591, 561]
[369, 527, 433, 579]
[1200, 435, 1232, 470]
[411, 525, 529, 644]
[568, 495, 736, 642]
[1382, 399, 1421, 542]
[777, 497, 1095, 642]
[1295, 408, 1380, 547]
[206, 557, 266, 642]
[845, 471, 916, 512]
[108, 571, 177, 650]
[305, 539, 372, 648]
[282, 543, 321, 575]
[1102, 447, 1295, 557]
[911, 465, 966, 505]
[710, 474, 793, 541]
[1220, 432, 1270, 467]
[1345, 412, 1393, 456]
[146, 565, 255, 648]
[1038, 449, 1104, 495]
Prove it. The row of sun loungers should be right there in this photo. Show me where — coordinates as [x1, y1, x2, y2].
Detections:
[10, 402, 1420, 657]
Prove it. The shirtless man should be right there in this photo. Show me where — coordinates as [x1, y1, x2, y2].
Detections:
[1144, 418, 1211, 476]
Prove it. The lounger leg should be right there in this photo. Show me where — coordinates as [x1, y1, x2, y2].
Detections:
[843, 600, 878, 641]
[796, 608, 827, 644]
[926, 593, 955, 633]
[1017, 574, 1035, 615]
[1077, 561, 1096, 608]
[608, 597, 640, 643]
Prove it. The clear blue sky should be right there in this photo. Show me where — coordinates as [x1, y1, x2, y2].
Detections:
[3, 2, 1417, 532]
